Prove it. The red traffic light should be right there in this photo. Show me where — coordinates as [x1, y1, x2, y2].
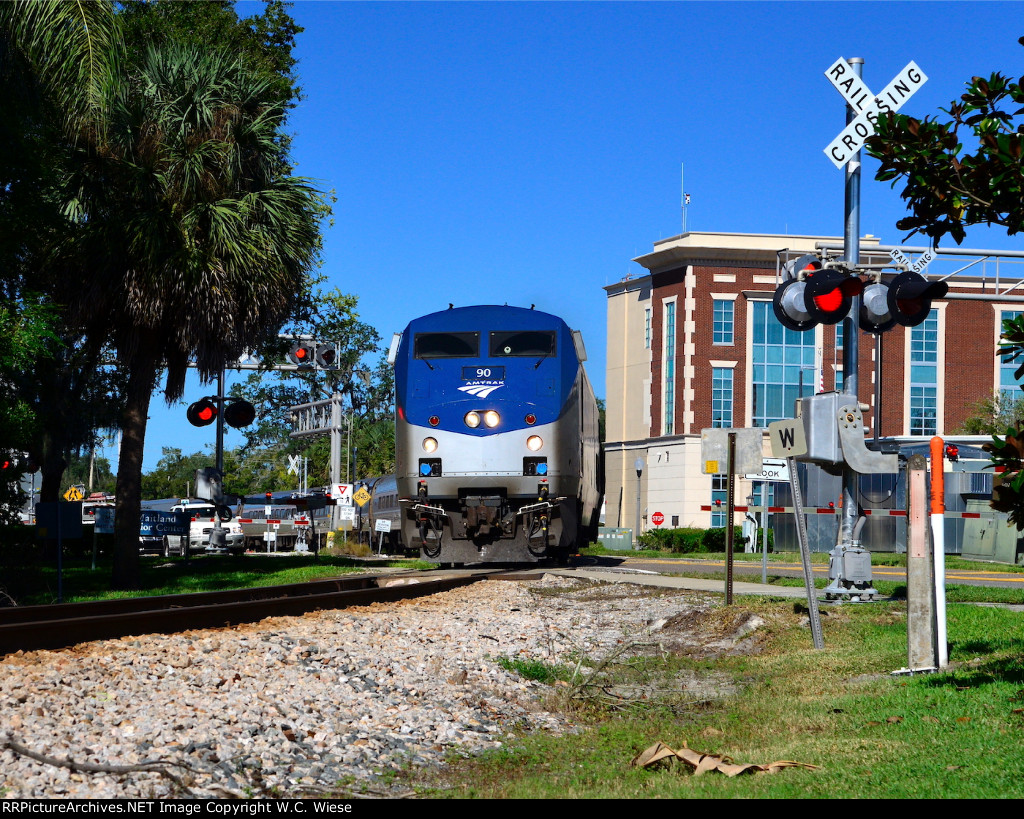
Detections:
[186, 398, 218, 427]
[223, 399, 256, 428]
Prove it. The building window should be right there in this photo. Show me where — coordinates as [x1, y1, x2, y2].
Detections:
[712, 367, 733, 428]
[1000, 310, 1023, 404]
[663, 301, 676, 435]
[644, 307, 651, 350]
[713, 300, 734, 345]
[751, 302, 817, 427]
[909, 309, 939, 436]
[710, 474, 727, 527]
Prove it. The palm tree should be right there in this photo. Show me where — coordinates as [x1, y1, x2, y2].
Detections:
[0, 0, 119, 140]
[62, 43, 324, 588]
[0, 1, 123, 509]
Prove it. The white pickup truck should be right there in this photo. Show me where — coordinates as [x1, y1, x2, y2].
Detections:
[167, 503, 244, 555]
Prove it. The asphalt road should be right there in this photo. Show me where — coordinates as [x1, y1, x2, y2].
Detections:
[574, 553, 1024, 592]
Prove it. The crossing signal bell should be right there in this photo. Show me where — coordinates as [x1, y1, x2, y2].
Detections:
[187, 398, 218, 427]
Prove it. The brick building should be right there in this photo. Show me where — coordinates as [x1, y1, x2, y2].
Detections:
[603, 231, 1024, 535]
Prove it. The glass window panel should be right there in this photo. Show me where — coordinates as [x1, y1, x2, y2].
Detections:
[752, 302, 817, 426]
[910, 365, 936, 383]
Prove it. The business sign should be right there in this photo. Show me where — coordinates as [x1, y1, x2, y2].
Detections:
[94, 507, 115, 534]
[824, 58, 927, 168]
[139, 510, 188, 538]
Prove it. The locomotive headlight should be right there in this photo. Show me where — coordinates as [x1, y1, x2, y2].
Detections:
[422, 437, 438, 453]
[483, 410, 500, 428]
[527, 435, 543, 451]
[464, 411, 481, 428]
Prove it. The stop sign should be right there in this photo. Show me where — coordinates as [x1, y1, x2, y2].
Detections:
[651, 512, 665, 526]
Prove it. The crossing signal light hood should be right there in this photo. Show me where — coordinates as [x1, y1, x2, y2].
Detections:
[887, 271, 948, 327]
[223, 399, 256, 428]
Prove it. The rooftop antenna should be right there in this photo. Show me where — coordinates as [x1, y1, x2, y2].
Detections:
[681, 162, 690, 234]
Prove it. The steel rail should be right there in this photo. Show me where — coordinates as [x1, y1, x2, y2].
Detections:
[0, 572, 494, 656]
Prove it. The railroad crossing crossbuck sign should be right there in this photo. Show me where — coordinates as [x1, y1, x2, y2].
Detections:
[824, 58, 927, 168]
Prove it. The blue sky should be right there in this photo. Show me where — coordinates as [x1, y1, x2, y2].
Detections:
[116, 0, 1024, 475]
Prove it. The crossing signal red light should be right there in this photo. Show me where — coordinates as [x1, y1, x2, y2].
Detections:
[887, 271, 948, 327]
[186, 398, 218, 427]
[288, 340, 315, 366]
[773, 255, 862, 331]
[223, 399, 256, 428]
[804, 270, 863, 325]
[945, 444, 959, 462]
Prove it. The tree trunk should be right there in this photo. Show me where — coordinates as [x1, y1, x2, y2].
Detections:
[111, 350, 157, 590]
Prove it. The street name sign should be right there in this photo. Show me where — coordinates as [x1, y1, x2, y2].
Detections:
[824, 58, 927, 169]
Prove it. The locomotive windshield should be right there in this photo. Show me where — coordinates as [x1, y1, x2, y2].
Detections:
[414, 332, 480, 359]
[489, 330, 557, 357]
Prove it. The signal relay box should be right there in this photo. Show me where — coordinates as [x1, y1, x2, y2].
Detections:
[795, 392, 844, 466]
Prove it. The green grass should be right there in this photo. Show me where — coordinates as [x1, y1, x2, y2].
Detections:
[409, 596, 1024, 799]
[496, 656, 575, 685]
[0, 552, 428, 606]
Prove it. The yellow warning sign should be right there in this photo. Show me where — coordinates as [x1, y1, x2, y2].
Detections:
[353, 486, 371, 507]
[63, 486, 84, 502]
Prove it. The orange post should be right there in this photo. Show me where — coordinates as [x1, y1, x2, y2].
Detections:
[930, 437, 945, 515]
[929, 436, 949, 667]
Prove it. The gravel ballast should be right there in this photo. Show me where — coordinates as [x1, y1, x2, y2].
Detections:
[0, 575, 717, 799]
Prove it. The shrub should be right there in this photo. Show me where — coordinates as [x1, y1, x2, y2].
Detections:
[701, 526, 745, 553]
[637, 527, 706, 553]
[638, 525, 773, 554]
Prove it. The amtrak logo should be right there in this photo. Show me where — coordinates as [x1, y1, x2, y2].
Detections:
[458, 381, 504, 398]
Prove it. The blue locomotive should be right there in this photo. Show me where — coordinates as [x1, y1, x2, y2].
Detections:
[389, 304, 602, 564]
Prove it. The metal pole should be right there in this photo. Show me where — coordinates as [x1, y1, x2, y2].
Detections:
[874, 333, 883, 443]
[725, 432, 736, 605]
[824, 56, 875, 600]
[209, 367, 226, 553]
[788, 456, 825, 649]
[841, 57, 863, 548]
[634, 458, 644, 547]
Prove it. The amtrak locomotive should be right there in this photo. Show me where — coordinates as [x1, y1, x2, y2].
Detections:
[390, 305, 602, 564]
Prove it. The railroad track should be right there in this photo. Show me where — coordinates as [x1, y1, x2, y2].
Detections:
[0, 570, 497, 656]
